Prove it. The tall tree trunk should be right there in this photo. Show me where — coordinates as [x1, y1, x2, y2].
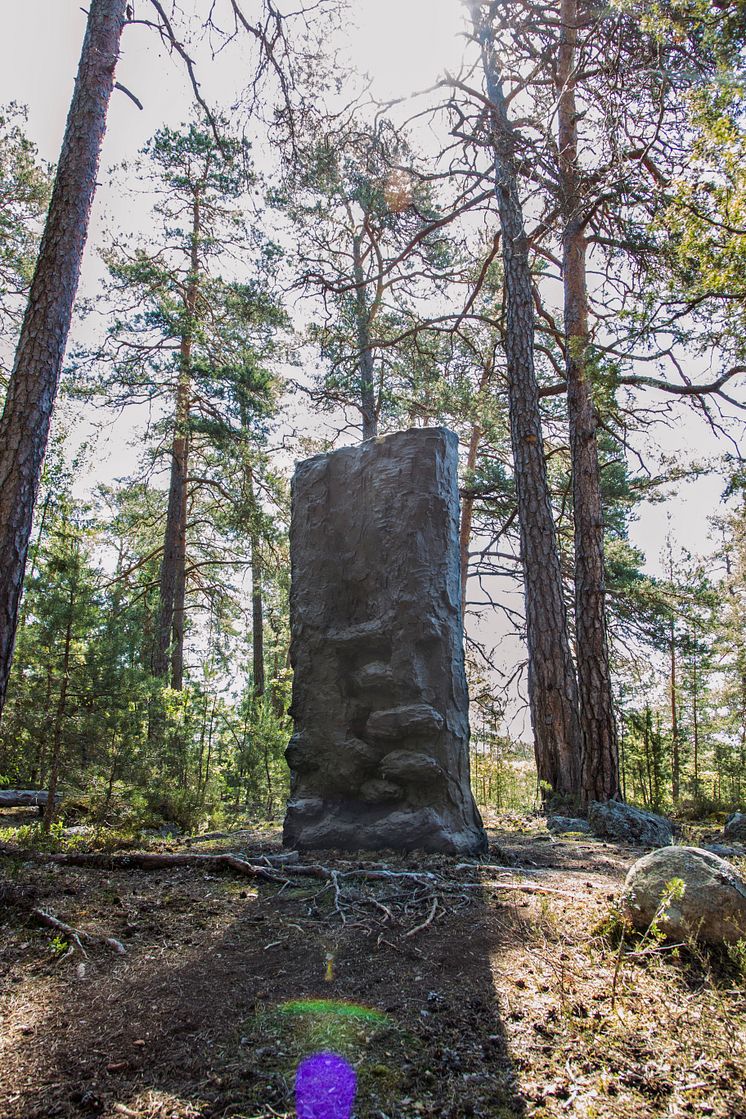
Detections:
[691, 647, 700, 797]
[352, 232, 378, 440]
[240, 407, 265, 699]
[0, 0, 126, 719]
[251, 530, 265, 698]
[643, 709, 654, 808]
[154, 193, 200, 689]
[43, 582, 76, 832]
[557, 0, 620, 804]
[153, 366, 190, 685]
[669, 619, 680, 802]
[470, 4, 582, 798]
[459, 361, 492, 619]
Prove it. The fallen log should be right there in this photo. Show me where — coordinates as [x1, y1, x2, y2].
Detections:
[0, 848, 290, 882]
[0, 789, 62, 809]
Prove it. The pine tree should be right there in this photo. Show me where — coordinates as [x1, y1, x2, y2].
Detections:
[0, 0, 126, 720]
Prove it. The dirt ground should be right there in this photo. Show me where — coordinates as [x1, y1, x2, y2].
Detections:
[0, 810, 744, 1119]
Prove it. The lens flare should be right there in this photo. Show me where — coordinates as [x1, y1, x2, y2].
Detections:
[384, 168, 413, 213]
[278, 999, 387, 1024]
[295, 1051, 356, 1119]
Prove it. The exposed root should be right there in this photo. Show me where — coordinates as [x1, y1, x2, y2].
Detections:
[405, 894, 439, 937]
[0, 844, 591, 941]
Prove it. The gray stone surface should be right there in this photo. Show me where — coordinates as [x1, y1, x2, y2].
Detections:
[704, 844, 744, 858]
[283, 427, 487, 855]
[724, 812, 746, 842]
[623, 846, 746, 945]
[588, 800, 673, 846]
[546, 815, 591, 835]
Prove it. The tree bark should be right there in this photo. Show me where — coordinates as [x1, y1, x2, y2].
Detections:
[154, 193, 200, 689]
[556, 0, 620, 804]
[352, 231, 378, 440]
[459, 361, 492, 619]
[470, 4, 582, 797]
[43, 581, 76, 831]
[240, 411, 265, 699]
[251, 529, 265, 698]
[669, 619, 680, 802]
[0, 0, 126, 719]
[0, 790, 61, 809]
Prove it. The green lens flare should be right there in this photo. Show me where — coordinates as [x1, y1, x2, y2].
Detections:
[278, 999, 388, 1024]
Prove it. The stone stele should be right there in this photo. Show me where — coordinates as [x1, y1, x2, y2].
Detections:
[282, 427, 488, 855]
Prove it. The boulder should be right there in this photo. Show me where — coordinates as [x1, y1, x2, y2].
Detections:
[285, 735, 319, 774]
[723, 812, 746, 842]
[704, 844, 743, 858]
[142, 823, 183, 838]
[352, 662, 394, 691]
[588, 800, 672, 846]
[288, 802, 483, 855]
[623, 846, 746, 945]
[546, 816, 590, 835]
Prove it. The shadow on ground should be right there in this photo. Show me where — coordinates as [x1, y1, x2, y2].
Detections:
[0, 845, 531, 1119]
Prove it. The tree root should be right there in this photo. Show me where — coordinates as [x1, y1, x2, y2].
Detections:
[0, 844, 590, 941]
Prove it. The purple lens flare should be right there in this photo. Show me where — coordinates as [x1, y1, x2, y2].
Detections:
[295, 1051, 357, 1119]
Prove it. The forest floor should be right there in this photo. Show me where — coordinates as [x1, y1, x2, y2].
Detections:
[0, 810, 744, 1119]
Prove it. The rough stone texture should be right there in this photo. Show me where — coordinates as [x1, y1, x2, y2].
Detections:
[283, 427, 487, 855]
[705, 844, 744, 858]
[546, 815, 591, 835]
[623, 846, 746, 945]
[588, 800, 673, 847]
[723, 812, 746, 842]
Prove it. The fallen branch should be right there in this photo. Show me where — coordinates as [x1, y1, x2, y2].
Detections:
[30, 908, 126, 957]
[0, 848, 289, 883]
[0, 847, 588, 902]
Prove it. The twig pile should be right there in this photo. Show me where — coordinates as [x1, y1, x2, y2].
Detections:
[1, 843, 601, 950]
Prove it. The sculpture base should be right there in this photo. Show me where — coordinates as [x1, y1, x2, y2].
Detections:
[284, 798, 488, 855]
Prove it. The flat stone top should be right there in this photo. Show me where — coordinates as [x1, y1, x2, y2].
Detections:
[293, 426, 459, 479]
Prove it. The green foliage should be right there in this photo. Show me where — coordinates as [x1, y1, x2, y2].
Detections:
[0, 102, 51, 375]
[49, 935, 69, 958]
[646, 877, 687, 943]
[616, 486, 745, 815]
[661, 78, 746, 349]
[725, 938, 746, 984]
[276, 114, 454, 434]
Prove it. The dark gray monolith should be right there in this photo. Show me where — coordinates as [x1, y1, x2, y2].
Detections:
[283, 427, 488, 855]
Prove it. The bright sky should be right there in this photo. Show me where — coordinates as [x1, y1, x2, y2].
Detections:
[0, 1, 736, 583]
